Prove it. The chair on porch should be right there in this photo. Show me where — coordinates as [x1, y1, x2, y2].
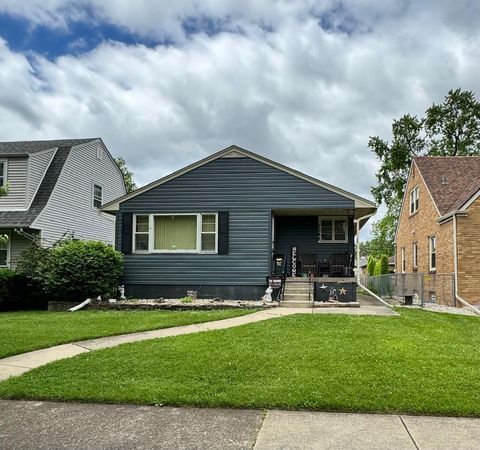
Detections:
[329, 252, 350, 277]
[300, 252, 317, 276]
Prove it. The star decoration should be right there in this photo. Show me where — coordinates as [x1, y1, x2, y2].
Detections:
[339, 287, 347, 296]
[320, 284, 327, 291]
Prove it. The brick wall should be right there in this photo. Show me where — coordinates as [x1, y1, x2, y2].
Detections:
[395, 161, 454, 305]
[456, 196, 480, 306]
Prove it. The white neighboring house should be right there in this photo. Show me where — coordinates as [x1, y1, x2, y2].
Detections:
[0, 138, 126, 268]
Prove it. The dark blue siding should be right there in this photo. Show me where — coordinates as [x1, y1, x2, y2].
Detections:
[117, 157, 354, 286]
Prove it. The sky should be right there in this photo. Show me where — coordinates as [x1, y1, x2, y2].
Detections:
[0, 0, 479, 236]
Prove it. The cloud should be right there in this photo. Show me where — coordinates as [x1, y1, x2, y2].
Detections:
[0, 1, 480, 240]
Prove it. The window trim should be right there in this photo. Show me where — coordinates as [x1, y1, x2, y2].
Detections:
[0, 159, 7, 188]
[412, 241, 418, 271]
[401, 247, 406, 273]
[318, 216, 348, 243]
[429, 235, 436, 272]
[93, 183, 103, 209]
[132, 214, 150, 253]
[132, 213, 218, 254]
[0, 231, 11, 268]
[409, 186, 419, 215]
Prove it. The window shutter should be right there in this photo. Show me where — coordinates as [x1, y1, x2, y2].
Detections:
[122, 213, 133, 255]
[217, 211, 229, 255]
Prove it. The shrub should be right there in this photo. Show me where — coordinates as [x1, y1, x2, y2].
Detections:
[379, 254, 389, 275]
[39, 240, 124, 302]
[374, 259, 382, 276]
[16, 241, 49, 282]
[0, 268, 17, 301]
[181, 296, 193, 303]
[367, 256, 376, 276]
[0, 268, 44, 311]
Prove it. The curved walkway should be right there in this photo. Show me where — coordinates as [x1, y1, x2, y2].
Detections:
[0, 303, 397, 382]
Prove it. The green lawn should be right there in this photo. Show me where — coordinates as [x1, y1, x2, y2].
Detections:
[1, 309, 479, 416]
[0, 309, 254, 358]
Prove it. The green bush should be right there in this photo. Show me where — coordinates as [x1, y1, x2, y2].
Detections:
[0, 268, 17, 300]
[374, 259, 382, 276]
[39, 240, 124, 302]
[379, 254, 389, 275]
[0, 268, 44, 311]
[367, 256, 376, 276]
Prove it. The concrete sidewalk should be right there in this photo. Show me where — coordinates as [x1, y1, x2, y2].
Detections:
[0, 304, 396, 382]
[1, 400, 480, 450]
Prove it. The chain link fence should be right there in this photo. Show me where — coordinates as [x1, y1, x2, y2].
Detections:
[360, 272, 455, 307]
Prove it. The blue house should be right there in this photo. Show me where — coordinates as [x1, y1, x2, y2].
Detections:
[102, 146, 376, 301]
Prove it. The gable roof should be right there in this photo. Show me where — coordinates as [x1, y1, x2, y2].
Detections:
[0, 146, 71, 228]
[101, 145, 377, 216]
[414, 156, 480, 215]
[0, 138, 96, 156]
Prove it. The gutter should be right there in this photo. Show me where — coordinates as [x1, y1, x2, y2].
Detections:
[437, 209, 468, 224]
[354, 213, 393, 309]
[452, 213, 480, 316]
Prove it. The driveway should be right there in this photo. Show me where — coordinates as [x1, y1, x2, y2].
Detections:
[2, 400, 480, 449]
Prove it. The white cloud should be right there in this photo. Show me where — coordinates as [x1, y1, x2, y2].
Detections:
[0, 1, 480, 239]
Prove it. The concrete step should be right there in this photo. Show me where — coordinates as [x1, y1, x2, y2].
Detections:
[284, 289, 310, 295]
[283, 294, 310, 301]
[280, 301, 313, 308]
[286, 278, 311, 284]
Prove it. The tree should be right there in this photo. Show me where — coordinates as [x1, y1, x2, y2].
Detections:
[371, 89, 480, 213]
[367, 256, 376, 276]
[425, 89, 480, 156]
[115, 157, 137, 193]
[369, 88, 480, 244]
[361, 213, 396, 258]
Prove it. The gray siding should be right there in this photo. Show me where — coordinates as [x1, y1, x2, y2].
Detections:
[32, 141, 126, 245]
[9, 232, 36, 268]
[27, 149, 56, 203]
[0, 157, 28, 209]
[118, 156, 355, 286]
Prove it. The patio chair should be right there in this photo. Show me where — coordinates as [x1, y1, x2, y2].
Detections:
[329, 252, 349, 277]
[300, 253, 316, 275]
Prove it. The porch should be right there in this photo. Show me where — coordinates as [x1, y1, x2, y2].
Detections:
[271, 212, 356, 278]
[269, 210, 362, 304]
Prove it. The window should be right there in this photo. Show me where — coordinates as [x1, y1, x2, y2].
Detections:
[201, 214, 216, 251]
[154, 215, 197, 251]
[409, 186, 419, 214]
[0, 234, 8, 267]
[412, 242, 418, 270]
[93, 184, 103, 208]
[401, 247, 406, 273]
[0, 160, 6, 187]
[133, 213, 217, 253]
[318, 217, 348, 243]
[134, 215, 149, 252]
[429, 235, 436, 272]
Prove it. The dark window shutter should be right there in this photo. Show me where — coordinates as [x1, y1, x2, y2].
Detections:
[217, 211, 229, 255]
[122, 213, 133, 255]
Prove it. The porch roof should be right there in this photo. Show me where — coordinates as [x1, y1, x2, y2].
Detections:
[272, 207, 377, 229]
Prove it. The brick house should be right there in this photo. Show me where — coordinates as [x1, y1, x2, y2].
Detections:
[395, 156, 480, 307]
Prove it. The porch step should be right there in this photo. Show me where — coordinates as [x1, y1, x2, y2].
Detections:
[284, 287, 310, 294]
[280, 301, 313, 308]
[284, 293, 310, 302]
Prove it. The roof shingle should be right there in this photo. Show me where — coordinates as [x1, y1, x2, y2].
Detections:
[0, 138, 96, 156]
[413, 156, 480, 215]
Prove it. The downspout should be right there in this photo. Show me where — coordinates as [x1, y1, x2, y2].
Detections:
[354, 213, 393, 309]
[452, 214, 480, 315]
